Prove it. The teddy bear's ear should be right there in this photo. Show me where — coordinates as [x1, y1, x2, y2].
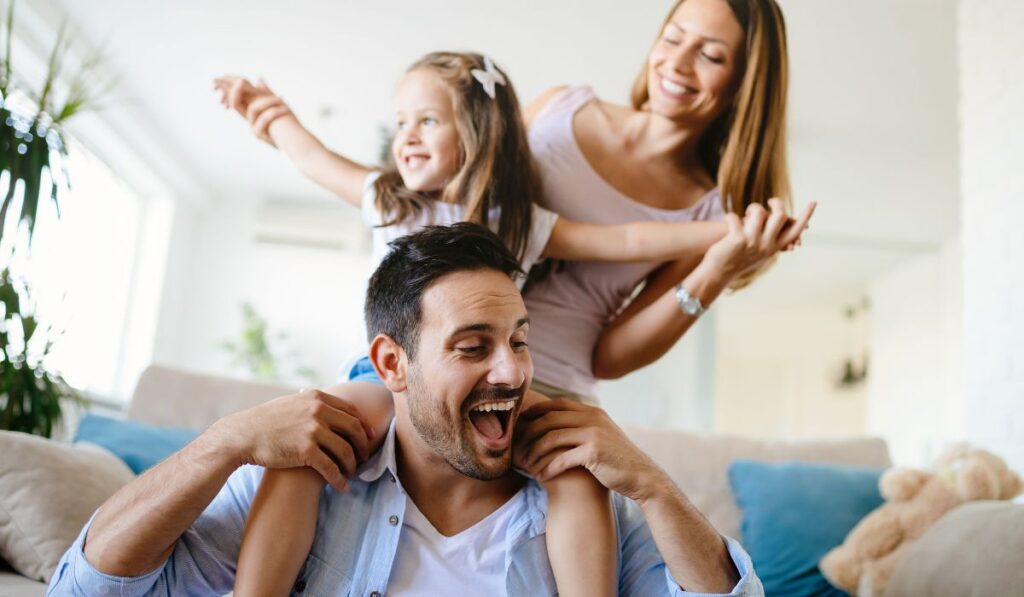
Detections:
[879, 468, 930, 501]
[955, 459, 1000, 501]
[999, 469, 1023, 500]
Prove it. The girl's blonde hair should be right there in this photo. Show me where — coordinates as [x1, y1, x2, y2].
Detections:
[373, 52, 536, 261]
[631, 0, 791, 287]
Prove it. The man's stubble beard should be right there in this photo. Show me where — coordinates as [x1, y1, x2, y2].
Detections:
[406, 364, 513, 481]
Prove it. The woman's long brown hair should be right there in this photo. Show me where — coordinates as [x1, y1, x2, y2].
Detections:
[373, 52, 536, 261]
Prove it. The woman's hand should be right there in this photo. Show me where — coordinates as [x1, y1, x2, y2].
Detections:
[703, 198, 816, 282]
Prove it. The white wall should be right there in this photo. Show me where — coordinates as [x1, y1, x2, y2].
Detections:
[713, 296, 868, 440]
[958, 0, 1024, 472]
[867, 241, 964, 466]
[153, 197, 374, 388]
[600, 314, 717, 431]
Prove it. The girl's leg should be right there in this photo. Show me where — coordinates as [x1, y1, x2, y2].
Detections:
[233, 381, 393, 596]
[522, 389, 618, 597]
[234, 468, 323, 597]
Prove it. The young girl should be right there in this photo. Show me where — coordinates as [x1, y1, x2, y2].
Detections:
[214, 52, 735, 597]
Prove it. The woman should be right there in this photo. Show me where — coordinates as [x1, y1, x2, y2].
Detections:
[521, 0, 810, 401]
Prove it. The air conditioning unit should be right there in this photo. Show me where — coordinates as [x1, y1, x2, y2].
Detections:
[252, 199, 371, 253]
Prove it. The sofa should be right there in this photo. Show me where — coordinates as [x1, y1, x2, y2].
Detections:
[2, 365, 1016, 595]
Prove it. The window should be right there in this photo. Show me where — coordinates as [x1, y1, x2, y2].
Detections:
[6, 137, 143, 400]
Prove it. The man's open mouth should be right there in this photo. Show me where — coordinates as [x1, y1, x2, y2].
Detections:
[468, 400, 516, 445]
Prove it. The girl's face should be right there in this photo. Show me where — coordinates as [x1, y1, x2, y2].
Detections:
[392, 69, 462, 192]
[645, 0, 745, 126]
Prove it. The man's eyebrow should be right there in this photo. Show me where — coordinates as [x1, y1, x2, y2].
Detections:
[452, 323, 495, 335]
[666, 21, 727, 45]
[450, 317, 530, 336]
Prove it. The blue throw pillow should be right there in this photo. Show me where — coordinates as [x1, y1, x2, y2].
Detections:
[727, 460, 884, 597]
[73, 414, 198, 474]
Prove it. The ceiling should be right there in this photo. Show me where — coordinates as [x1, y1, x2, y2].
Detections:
[20, 0, 961, 304]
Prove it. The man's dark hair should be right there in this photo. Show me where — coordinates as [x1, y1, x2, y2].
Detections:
[365, 223, 524, 359]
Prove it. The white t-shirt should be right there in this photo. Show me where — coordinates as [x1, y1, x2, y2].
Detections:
[361, 172, 558, 289]
[387, 490, 525, 596]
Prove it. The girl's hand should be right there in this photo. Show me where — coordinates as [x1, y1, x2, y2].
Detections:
[213, 76, 294, 147]
[703, 198, 816, 282]
[243, 89, 295, 147]
[213, 75, 265, 115]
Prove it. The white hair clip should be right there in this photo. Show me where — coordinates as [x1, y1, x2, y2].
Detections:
[471, 56, 507, 99]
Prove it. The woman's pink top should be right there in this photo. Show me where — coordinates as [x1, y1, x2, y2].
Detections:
[525, 86, 725, 395]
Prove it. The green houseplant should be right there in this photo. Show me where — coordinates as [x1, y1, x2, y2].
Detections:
[0, 1, 105, 436]
[0, 267, 77, 436]
[221, 302, 319, 387]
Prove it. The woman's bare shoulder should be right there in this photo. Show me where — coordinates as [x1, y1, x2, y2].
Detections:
[524, 85, 571, 126]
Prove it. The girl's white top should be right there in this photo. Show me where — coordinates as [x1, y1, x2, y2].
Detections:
[361, 172, 558, 290]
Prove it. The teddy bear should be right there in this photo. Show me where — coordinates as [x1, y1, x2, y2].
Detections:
[819, 443, 1023, 596]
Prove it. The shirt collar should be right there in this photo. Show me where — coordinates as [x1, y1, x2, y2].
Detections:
[357, 418, 399, 483]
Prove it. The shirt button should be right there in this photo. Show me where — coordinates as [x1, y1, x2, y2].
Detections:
[370, 592, 382, 597]
[389, 515, 400, 526]
[294, 579, 307, 593]
[389, 473, 396, 483]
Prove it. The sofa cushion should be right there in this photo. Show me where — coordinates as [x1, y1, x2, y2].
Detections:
[623, 427, 891, 540]
[885, 500, 1024, 597]
[73, 413, 197, 474]
[0, 431, 135, 582]
[0, 570, 47, 596]
[127, 364, 292, 429]
[728, 459, 885, 597]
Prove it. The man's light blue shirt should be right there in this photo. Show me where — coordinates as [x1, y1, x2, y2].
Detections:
[49, 423, 763, 596]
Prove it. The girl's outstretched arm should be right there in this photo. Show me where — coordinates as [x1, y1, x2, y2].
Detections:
[213, 76, 371, 207]
[519, 390, 618, 597]
[542, 217, 728, 263]
[233, 381, 394, 596]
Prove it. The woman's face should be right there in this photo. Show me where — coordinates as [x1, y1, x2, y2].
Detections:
[645, 0, 745, 126]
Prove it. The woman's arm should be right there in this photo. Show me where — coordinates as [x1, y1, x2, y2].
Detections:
[214, 76, 371, 207]
[593, 200, 815, 379]
[542, 218, 728, 262]
[592, 255, 720, 379]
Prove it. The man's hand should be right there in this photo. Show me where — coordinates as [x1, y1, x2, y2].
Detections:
[518, 400, 746, 593]
[210, 389, 374, 491]
[515, 399, 673, 503]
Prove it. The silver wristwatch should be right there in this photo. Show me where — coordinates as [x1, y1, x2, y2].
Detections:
[674, 282, 705, 317]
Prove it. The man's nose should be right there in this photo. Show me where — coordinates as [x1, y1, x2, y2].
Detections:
[487, 347, 527, 389]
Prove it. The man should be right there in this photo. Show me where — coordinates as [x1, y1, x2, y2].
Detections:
[49, 223, 763, 596]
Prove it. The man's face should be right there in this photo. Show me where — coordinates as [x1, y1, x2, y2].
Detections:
[403, 269, 532, 480]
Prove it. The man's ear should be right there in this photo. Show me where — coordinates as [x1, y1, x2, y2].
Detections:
[369, 334, 408, 393]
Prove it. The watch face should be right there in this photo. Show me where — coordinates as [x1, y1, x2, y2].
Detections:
[676, 285, 702, 316]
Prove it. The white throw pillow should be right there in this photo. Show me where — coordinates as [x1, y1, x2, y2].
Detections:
[0, 431, 135, 582]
